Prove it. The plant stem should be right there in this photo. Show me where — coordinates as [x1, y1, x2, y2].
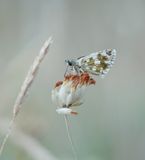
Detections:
[64, 115, 78, 160]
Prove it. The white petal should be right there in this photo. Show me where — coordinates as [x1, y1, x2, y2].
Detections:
[56, 108, 72, 115]
[58, 82, 71, 106]
[71, 101, 83, 106]
[66, 85, 86, 106]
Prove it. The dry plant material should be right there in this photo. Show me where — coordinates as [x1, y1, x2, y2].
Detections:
[0, 37, 53, 156]
[51, 73, 96, 160]
[52, 73, 96, 115]
[0, 119, 58, 160]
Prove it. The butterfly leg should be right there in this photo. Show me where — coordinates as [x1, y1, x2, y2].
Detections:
[64, 64, 69, 77]
[73, 65, 82, 75]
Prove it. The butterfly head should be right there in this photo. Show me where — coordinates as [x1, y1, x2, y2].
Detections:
[65, 59, 77, 67]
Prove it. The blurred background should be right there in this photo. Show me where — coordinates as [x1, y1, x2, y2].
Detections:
[0, 0, 145, 160]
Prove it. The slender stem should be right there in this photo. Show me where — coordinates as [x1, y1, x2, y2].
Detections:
[64, 115, 78, 160]
[0, 115, 15, 155]
[0, 118, 58, 160]
[0, 37, 53, 156]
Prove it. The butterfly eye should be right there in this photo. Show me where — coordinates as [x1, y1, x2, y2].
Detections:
[65, 60, 73, 66]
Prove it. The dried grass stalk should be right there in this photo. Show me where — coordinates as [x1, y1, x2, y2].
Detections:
[0, 37, 53, 156]
[0, 119, 58, 160]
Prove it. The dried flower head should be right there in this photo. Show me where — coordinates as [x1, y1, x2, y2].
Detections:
[51, 73, 96, 115]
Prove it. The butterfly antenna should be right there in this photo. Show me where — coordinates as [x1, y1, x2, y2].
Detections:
[64, 115, 78, 160]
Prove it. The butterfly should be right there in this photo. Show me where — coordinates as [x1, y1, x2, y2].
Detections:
[65, 49, 116, 78]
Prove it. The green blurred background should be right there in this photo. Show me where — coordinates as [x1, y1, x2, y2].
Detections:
[0, 0, 145, 160]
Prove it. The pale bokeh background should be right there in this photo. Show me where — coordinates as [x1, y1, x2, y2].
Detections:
[0, 0, 145, 160]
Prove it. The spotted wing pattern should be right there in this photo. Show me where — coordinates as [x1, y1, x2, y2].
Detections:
[77, 49, 116, 77]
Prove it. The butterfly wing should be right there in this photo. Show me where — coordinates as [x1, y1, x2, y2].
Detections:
[77, 49, 116, 77]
